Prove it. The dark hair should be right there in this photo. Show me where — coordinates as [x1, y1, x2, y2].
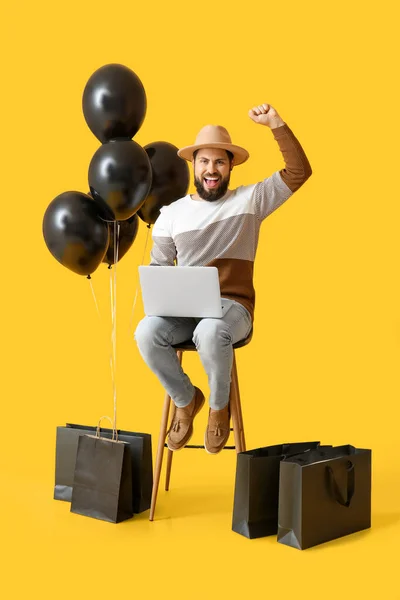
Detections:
[193, 148, 234, 164]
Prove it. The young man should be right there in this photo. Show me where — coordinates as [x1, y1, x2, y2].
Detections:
[135, 103, 312, 454]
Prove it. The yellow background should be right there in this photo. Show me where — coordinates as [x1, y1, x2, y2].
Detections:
[1, 0, 399, 597]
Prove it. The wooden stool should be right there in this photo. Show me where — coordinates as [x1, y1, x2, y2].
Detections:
[149, 329, 252, 521]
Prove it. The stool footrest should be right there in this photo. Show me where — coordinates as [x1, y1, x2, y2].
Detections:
[164, 443, 236, 450]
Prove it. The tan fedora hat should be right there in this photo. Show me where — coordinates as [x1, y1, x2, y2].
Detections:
[177, 125, 249, 166]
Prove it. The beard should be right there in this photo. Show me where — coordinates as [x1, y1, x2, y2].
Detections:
[194, 172, 231, 202]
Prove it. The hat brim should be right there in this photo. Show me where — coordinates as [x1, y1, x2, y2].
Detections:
[177, 142, 249, 166]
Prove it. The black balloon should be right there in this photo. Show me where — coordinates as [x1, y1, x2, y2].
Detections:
[103, 215, 139, 266]
[43, 192, 109, 276]
[89, 140, 152, 221]
[82, 64, 147, 143]
[137, 142, 190, 225]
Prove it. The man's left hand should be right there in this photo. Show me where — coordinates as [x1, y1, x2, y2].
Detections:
[248, 103, 285, 129]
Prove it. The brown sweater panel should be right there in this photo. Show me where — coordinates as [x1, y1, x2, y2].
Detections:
[207, 257, 255, 321]
[272, 124, 312, 193]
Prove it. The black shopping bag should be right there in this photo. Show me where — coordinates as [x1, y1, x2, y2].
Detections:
[277, 445, 372, 550]
[70, 433, 133, 523]
[232, 441, 322, 539]
[54, 423, 152, 513]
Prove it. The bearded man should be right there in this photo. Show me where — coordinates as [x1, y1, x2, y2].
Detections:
[135, 103, 312, 454]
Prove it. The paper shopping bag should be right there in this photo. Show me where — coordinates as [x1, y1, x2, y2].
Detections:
[277, 445, 371, 549]
[232, 441, 322, 538]
[54, 423, 152, 513]
[70, 434, 133, 523]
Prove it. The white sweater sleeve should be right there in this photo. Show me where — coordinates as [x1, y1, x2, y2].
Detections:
[149, 207, 177, 266]
[252, 170, 293, 221]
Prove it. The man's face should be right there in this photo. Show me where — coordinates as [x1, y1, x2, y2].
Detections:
[193, 148, 233, 201]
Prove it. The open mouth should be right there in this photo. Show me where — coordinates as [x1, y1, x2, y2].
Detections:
[203, 178, 220, 189]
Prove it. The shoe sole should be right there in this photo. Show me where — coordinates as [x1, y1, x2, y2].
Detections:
[166, 392, 205, 452]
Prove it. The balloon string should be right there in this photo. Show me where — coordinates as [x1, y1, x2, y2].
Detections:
[140, 225, 152, 265]
[109, 269, 116, 430]
[129, 224, 151, 332]
[109, 222, 120, 434]
[89, 279, 101, 320]
[89, 264, 119, 437]
[114, 222, 120, 431]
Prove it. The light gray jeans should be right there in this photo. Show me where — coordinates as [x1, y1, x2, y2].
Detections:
[134, 298, 252, 410]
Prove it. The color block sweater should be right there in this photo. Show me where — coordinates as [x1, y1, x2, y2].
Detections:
[150, 123, 312, 321]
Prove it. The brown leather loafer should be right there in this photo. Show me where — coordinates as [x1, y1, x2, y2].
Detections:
[204, 404, 231, 454]
[167, 387, 205, 451]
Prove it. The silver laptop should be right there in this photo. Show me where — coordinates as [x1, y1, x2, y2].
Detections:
[139, 266, 223, 318]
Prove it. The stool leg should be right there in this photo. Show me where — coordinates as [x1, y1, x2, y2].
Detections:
[165, 401, 176, 491]
[232, 354, 246, 451]
[149, 390, 172, 521]
[165, 402, 176, 491]
[165, 449, 173, 491]
[229, 352, 244, 454]
[164, 350, 182, 491]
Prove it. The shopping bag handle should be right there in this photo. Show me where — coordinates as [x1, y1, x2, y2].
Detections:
[326, 460, 355, 507]
[96, 416, 118, 441]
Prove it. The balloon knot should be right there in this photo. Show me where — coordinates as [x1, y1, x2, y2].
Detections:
[87, 274, 91, 280]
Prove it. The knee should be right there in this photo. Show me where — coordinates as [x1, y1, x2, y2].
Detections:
[193, 319, 231, 351]
[134, 316, 166, 350]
